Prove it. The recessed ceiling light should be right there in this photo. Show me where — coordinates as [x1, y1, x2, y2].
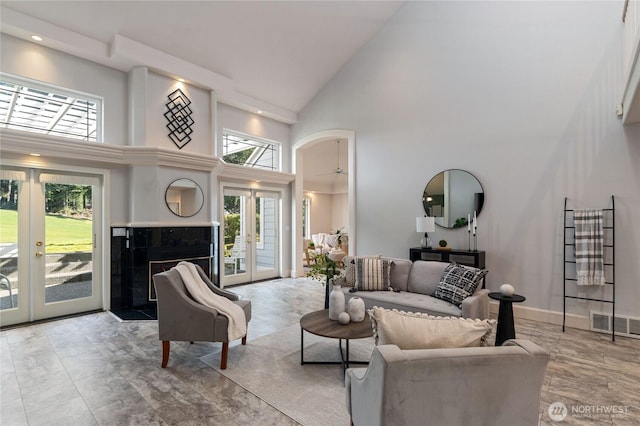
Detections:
[30, 153, 41, 157]
[257, 110, 263, 114]
[31, 35, 44, 42]
[178, 78, 185, 82]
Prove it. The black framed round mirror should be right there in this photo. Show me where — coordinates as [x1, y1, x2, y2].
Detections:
[165, 178, 204, 217]
[423, 169, 484, 229]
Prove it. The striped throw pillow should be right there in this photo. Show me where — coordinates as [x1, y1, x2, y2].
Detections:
[344, 255, 382, 287]
[355, 258, 392, 291]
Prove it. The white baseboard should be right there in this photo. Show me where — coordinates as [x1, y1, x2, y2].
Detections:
[489, 302, 590, 331]
[288, 269, 299, 278]
[290, 269, 310, 278]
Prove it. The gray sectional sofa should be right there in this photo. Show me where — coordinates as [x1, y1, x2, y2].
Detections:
[337, 258, 489, 319]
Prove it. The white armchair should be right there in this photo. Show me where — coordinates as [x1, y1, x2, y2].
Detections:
[311, 232, 347, 253]
[345, 340, 549, 426]
[311, 232, 348, 265]
[224, 235, 246, 274]
[311, 233, 330, 253]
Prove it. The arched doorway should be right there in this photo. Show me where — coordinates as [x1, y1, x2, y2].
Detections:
[292, 130, 356, 277]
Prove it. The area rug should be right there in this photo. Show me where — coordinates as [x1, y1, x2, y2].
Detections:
[202, 324, 375, 426]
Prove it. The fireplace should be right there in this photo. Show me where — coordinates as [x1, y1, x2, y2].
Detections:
[110, 224, 218, 320]
[148, 256, 211, 301]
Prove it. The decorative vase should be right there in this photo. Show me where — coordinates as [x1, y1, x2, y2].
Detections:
[328, 284, 345, 320]
[347, 297, 365, 322]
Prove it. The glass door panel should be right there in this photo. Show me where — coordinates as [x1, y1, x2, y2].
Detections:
[221, 187, 280, 286]
[43, 181, 93, 303]
[0, 170, 28, 325]
[34, 172, 101, 320]
[223, 189, 250, 285]
[0, 168, 102, 327]
[253, 191, 279, 281]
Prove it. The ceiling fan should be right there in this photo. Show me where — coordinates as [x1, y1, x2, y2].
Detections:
[318, 140, 348, 177]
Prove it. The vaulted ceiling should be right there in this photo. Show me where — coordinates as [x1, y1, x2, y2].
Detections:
[0, 1, 404, 123]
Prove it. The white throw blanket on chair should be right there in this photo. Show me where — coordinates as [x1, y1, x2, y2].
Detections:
[574, 209, 606, 286]
[174, 261, 247, 340]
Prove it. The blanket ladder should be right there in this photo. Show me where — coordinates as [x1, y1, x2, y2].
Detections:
[562, 196, 615, 341]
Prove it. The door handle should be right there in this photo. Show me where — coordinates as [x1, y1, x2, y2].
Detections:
[35, 251, 43, 257]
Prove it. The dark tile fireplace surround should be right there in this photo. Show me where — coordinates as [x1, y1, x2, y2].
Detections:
[110, 225, 219, 320]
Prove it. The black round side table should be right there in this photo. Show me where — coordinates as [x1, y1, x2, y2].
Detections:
[488, 292, 526, 346]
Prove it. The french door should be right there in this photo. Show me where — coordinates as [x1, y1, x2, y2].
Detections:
[222, 187, 280, 286]
[0, 167, 103, 327]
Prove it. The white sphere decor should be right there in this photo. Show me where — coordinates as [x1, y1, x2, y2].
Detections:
[338, 312, 351, 324]
[500, 284, 515, 297]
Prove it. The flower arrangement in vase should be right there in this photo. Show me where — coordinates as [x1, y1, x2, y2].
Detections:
[306, 253, 344, 309]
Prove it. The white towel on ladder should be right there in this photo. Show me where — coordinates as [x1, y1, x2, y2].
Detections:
[574, 209, 606, 286]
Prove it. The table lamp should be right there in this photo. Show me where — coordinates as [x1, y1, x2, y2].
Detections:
[416, 216, 435, 248]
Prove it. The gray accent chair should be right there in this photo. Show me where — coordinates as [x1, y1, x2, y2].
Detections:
[152, 265, 251, 369]
[345, 340, 550, 426]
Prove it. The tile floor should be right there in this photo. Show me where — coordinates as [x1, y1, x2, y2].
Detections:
[1, 277, 638, 425]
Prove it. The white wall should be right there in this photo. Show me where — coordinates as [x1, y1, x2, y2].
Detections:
[305, 192, 348, 237]
[331, 193, 348, 234]
[216, 103, 293, 272]
[0, 34, 130, 222]
[0, 30, 295, 276]
[0, 34, 128, 146]
[147, 72, 212, 154]
[129, 166, 210, 223]
[218, 103, 292, 172]
[292, 1, 640, 318]
[307, 192, 332, 235]
[127, 69, 215, 222]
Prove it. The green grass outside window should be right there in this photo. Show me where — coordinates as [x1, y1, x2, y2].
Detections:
[0, 210, 92, 253]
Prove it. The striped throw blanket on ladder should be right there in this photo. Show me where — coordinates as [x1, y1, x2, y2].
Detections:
[574, 209, 605, 286]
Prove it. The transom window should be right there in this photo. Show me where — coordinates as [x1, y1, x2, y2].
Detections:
[0, 75, 101, 142]
[223, 131, 280, 171]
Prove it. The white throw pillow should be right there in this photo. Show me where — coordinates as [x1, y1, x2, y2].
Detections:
[368, 307, 495, 349]
[311, 233, 325, 247]
[324, 233, 340, 248]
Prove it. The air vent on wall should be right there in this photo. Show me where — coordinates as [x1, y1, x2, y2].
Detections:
[590, 311, 640, 340]
[592, 312, 609, 332]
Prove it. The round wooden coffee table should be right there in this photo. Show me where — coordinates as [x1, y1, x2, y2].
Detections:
[300, 309, 373, 375]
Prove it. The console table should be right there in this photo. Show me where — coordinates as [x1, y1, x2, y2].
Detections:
[409, 247, 485, 269]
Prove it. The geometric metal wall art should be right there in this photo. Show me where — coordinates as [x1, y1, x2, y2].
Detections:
[164, 88, 194, 149]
